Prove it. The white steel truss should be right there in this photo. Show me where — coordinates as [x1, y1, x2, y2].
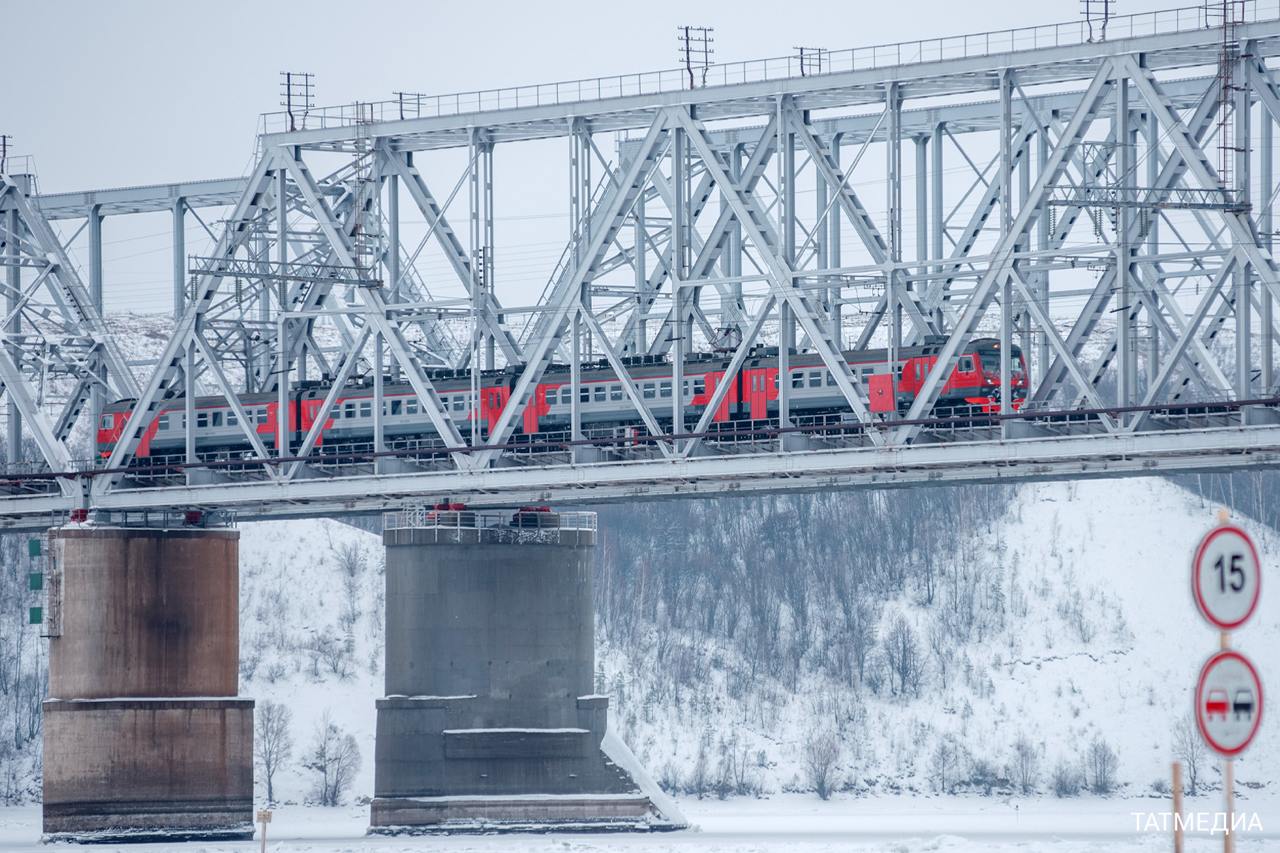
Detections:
[2, 3, 1280, 528]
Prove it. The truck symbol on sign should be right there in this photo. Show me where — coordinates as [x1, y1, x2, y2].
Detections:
[1205, 689, 1230, 721]
[1233, 689, 1256, 721]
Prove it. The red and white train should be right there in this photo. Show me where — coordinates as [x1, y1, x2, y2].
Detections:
[96, 337, 1026, 460]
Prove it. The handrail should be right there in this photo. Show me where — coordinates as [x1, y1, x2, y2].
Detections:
[259, 3, 1280, 134]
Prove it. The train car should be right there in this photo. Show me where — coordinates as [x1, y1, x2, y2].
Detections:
[96, 338, 1025, 461]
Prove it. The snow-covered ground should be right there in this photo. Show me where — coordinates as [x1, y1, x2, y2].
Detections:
[1, 793, 1278, 851]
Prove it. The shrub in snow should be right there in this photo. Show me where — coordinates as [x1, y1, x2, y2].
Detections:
[1051, 757, 1082, 797]
[1172, 713, 1206, 796]
[803, 730, 841, 800]
[967, 757, 1003, 796]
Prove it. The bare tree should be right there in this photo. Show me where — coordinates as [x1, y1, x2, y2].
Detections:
[803, 729, 841, 800]
[929, 734, 962, 794]
[303, 712, 361, 806]
[1172, 714, 1206, 795]
[1011, 735, 1039, 794]
[1085, 737, 1118, 794]
[883, 614, 924, 697]
[255, 701, 293, 805]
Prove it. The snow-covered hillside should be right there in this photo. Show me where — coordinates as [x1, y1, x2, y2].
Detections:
[234, 476, 1277, 808]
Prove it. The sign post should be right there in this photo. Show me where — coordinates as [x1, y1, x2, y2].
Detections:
[1189, 514, 1264, 853]
[256, 808, 272, 853]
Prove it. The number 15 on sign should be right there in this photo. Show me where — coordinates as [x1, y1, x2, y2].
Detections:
[1192, 525, 1261, 631]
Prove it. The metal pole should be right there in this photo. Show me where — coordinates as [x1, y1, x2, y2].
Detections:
[172, 198, 185, 319]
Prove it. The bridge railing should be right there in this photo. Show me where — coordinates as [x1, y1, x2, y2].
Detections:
[258, 3, 1280, 134]
[383, 507, 597, 532]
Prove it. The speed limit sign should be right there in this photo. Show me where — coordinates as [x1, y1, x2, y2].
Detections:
[1191, 525, 1261, 630]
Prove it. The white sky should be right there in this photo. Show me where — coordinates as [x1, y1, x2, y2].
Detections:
[4, 0, 1185, 314]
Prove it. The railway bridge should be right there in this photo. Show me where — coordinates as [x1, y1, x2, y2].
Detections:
[4, 2, 1280, 839]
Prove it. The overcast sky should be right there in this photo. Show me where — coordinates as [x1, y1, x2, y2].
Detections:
[5, 0, 1182, 313]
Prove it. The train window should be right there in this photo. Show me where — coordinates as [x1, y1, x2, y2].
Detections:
[693, 378, 705, 396]
[391, 400, 402, 416]
[580, 386, 590, 403]
[642, 383, 656, 400]
[196, 412, 209, 429]
[453, 397, 465, 412]
[359, 402, 372, 418]
[958, 355, 975, 372]
[343, 402, 355, 419]
[808, 371, 822, 388]
[211, 412, 223, 428]
[610, 384, 622, 401]
[557, 387, 569, 405]
[99, 415, 112, 430]
[406, 399, 418, 415]
[826, 371, 837, 386]
[157, 414, 169, 431]
[227, 411, 237, 428]
[659, 381, 672, 398]
[791, 372, 804, 389]
[593, 385, 606, 402]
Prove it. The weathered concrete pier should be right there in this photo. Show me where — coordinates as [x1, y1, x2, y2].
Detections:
[371, 507, 682, 832]
[41, 523, 253, 841]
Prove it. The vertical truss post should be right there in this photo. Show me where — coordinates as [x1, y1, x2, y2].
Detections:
[999, 71, 1014, 417]
[1235, 49, 1253, 399]
[184, 341, 198, 465]
[172, 198, 186, 319]
[88, 205, 104, 433]
[931, 122, 945, 331]
[672, 116, 688, 452]
[886, 83, 903, 380]
[1263, 98, 1275, 392]
[1146, 109, 1162, 387]
[4, 205, 19, 460]
[1035, 121, 1052, 386]
[633, 198, 647, 353]
[387, 166, 400, 302]
[1116, 66, 1134, 418]
[778, 99, 795, 432]
[469, 129, 483, 445]
[829, 133, 843, 343]
[915, 136, 928, 294]
[374, 333, 385, 453]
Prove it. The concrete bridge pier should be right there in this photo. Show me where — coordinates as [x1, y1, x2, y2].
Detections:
[41, 525, 253, 841]
[371, 509, 683, 832]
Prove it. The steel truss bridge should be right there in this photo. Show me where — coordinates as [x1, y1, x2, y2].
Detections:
[5, 4, 1280, 530]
